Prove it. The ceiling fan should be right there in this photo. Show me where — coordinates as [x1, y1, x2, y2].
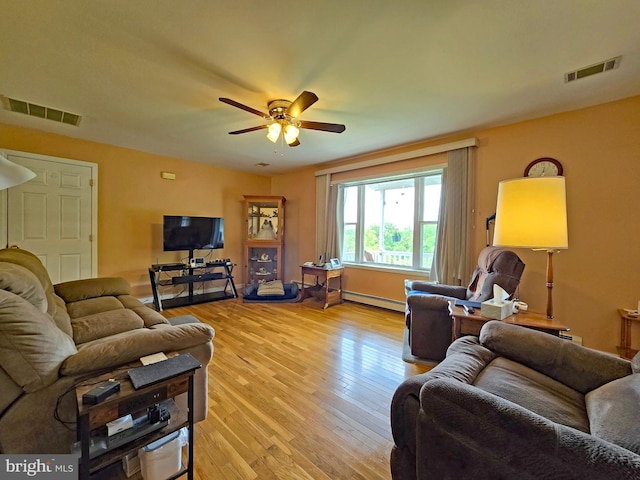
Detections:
[219, 91, 345, 147]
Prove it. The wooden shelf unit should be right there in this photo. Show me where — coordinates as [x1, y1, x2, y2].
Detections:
[76, 364, 198, 479]
[243, 196, 286, 286]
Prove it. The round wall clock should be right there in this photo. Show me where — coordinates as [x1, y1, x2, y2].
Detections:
[523, 157, 563, 177]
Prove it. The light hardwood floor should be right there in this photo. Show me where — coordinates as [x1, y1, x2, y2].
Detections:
[162, 298, 431, 480]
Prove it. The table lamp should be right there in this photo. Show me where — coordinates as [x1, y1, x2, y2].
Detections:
[493, 176, 568, 318]
[0, 153, 35, 190]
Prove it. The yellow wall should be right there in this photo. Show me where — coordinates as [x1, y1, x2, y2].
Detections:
[270, 166, 317, 281]
[272, 95, 640, 354]
[2, 95, 639, 353]
[0, 123, 271, 294]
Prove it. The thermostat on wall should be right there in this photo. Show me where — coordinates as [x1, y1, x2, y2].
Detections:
[190, 257, 205, 268]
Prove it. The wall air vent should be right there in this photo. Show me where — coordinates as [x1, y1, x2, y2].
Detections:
[564, 56, 621, 83]
[0, 95, 82, 126]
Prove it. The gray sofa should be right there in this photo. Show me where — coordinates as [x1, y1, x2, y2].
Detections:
[391, 321, 640, 479]
[0, 248, 215, 454]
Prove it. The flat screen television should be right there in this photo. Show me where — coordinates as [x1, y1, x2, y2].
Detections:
[163, 216, 224, 253]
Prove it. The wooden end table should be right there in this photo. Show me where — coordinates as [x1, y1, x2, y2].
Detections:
[617, 309, 640, 360]
[299, 265, 344, 309]
[76, 361, 198, 479]
[451, 305, 570, 341]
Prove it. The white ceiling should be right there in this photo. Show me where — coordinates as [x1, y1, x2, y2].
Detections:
[1, 0, 639, 174]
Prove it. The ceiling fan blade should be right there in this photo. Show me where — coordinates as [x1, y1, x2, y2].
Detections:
[286, 91, 318, 118]
[288, 138, 300, 147]
[228, 125, 268, 135]
[299, 120, 346, 133]
[219, 98, 268, 118]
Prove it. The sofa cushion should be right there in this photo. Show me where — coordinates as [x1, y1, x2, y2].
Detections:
[61, 323, 214, 375]
[72, 309, 145, 344]
[479, 321, 632, 393]
[49, 291, 73, 338]
[0, 289, 77, 392]
[586, 374, 640, 455]
[0, 262, 48, 313]
[0, 249, 73, 336]
[65, 296, 125, 319]
[473, 357, 589, 433]
[0, 248, 53, 292]
[54, 277, 131, 303]
[117, 295, 169, 327]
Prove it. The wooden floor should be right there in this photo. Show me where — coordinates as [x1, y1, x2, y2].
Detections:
[161, 298, 431, 480]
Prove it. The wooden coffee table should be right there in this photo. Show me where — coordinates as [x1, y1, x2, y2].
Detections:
[451, 305, 570, 341]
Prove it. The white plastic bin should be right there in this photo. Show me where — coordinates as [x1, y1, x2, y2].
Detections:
[138, 428, 188, 480]
[122, 452, 141, 478]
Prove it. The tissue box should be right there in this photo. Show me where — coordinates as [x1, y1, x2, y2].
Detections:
[480, 299, 514, 320]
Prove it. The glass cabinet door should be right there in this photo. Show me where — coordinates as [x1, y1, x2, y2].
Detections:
[245, 196, 285, 242]
[243, 196, 286, 286]
[247, 246, 279, 284]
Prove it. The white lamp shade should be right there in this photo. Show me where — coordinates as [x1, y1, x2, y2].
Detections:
[493, 176, 568, 249]
[266, 123, 281, 143]
[0, 154, 36, 190]
[283, 124, 299, 145]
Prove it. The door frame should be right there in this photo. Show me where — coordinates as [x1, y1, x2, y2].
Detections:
[0, 148, 99, 277]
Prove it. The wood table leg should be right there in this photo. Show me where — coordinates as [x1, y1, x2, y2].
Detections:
[323, 274, 329, 309]
[621, 317, 631, 358]
[451, 316, 461, 342]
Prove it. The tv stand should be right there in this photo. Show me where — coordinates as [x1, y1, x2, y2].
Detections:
[149, 261, 237, 311]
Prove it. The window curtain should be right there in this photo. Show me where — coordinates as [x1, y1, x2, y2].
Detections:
[315, 175, 341, 262]
[430, 147, 475, 284]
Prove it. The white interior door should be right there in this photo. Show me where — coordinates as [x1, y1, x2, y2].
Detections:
[5, 152, 97, 283]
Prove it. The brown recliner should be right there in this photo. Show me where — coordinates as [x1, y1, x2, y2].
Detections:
[404, 247, 525, 362]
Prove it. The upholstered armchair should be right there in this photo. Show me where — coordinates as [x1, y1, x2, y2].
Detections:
[404, 247, 525, 361]
[391, 321, 640, 480]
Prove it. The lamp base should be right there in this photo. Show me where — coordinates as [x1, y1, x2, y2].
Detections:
[546, 250, 554, 319]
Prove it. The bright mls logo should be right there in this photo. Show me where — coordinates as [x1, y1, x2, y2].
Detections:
[1, 455, 75, 479]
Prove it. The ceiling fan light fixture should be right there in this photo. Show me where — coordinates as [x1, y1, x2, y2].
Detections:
[220, 91, 345, 149]
[266, 122, 281, 143]
[284, 124, 299, 145]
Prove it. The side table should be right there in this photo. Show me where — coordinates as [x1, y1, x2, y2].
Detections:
[451, 305, 570, 341]
[299, 265, 344, 309]
[76, 362, 198, 479]
[617, 309, 640, 360]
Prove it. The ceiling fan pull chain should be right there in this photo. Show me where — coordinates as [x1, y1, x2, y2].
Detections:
[279, 129, 285, 157]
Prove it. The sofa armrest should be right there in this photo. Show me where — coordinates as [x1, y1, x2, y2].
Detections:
[479, 321, 632, 393]
[406, 293, 450, 311]
[417, 378, 640, 480]
[406, 280, 467, 299]
[391, 337, 495, 456]
[60, 323, 214, 375]
[54, 277, 131, 303]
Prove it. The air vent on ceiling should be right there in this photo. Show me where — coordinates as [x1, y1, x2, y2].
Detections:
[564, 56, 621, 83]
[0, 95, 82, 126]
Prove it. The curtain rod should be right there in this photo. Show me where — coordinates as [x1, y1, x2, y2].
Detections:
[314, 137, 478, 177]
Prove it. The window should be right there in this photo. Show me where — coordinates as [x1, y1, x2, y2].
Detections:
[339, 170, 442, 270]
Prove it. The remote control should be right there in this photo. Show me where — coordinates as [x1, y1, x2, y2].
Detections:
[463, 305, 475, 314]
[82, 380, 120, 405]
